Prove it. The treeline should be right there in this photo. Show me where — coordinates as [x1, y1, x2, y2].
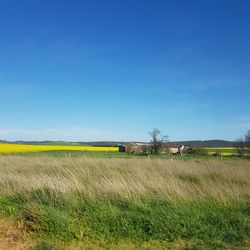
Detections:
[168, 140, 247, 148]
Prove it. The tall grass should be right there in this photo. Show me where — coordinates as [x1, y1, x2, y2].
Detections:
[0, 156, 249, 200]
[0, 155, 249, 249]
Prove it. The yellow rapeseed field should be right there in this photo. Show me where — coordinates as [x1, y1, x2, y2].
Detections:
[205, 147, 237, 150]
[0, 143, 119, 153]
[207, 152, 236, 156]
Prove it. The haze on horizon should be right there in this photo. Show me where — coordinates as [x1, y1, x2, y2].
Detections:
[0, 0, 250, 142]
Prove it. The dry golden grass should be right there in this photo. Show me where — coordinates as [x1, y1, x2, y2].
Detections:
[0, 155, 249, 201]
[0, 218, 27, 250]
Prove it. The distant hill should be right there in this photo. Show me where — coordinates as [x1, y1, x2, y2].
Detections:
[0, 140, 126, 146]
[168, 140, 242, 147]
[0, 139, 246, 147]
[126, 140, 246, 147]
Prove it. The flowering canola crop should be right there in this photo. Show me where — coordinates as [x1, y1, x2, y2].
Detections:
[0, 144, 119, 153]
[207, 152, 236, 156]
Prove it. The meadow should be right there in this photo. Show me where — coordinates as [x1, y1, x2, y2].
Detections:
[0, 154, 249, 249]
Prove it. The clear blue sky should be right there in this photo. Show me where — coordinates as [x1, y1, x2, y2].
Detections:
[0, 0, 250, 142]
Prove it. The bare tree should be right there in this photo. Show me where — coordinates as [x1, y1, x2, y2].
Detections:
[244, 130, 250, 156]
[149, 128, 168, 154]
[245, 130, 250, 144]
[236, 130, 250, 157]
[236, 137, 245, 157]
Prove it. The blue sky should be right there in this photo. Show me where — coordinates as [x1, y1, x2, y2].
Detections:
[0, 0, 250, 141]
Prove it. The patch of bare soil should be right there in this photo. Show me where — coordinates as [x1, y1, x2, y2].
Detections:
[0, 219, 28, 250]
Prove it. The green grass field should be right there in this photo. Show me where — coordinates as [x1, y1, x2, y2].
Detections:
[3, 150, 129, 158]
[0, 154, 249, 249]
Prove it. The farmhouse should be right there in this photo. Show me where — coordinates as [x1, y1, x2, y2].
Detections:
[162, 145, 185, 155]
[125, 142, 186, 155]
[124, 142, 151, 153]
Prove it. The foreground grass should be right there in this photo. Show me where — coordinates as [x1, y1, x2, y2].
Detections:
[1, 194, 250, 249]
[0, 156, 249, 249]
